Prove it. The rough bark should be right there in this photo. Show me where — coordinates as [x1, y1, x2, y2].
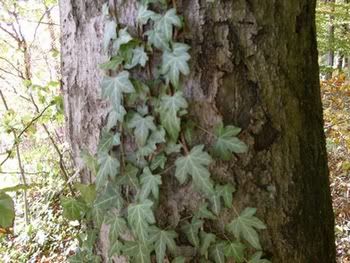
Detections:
[60, 0, 335, 262]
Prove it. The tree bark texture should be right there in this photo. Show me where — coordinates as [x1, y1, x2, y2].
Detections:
[60, 0, 335, 262]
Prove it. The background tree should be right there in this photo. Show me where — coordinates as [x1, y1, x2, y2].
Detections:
[60, 0, 335, 262]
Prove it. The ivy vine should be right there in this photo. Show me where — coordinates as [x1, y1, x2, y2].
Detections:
[61, 1, 271, 263]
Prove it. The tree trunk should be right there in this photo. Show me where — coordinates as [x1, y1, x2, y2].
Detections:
[60, 0, 335, 262]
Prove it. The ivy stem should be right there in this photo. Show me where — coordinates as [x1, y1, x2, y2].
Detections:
[194, 123, 214, 138]
[180, 132, 189, 154]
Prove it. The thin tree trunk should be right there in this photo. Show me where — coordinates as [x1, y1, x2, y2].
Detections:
[60, 0, 335, 262]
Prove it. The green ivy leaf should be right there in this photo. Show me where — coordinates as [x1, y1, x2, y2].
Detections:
[127, 199, 155, 243]
[106, 105, 126, 129]
[103, 20, 117, 50]
[140, 167, 162, 200]
[200, 231, 216, 257]
[123, 241, 151, 263]
[98, 130, 120, 153]
[105, 213, 128, 243]
[150, 153, 167, 171]
[0, 192, 15, 228]
[116, 163, 140, 188]
[216, 184, 235, 208]
[91, 206, 105, 228]
[154, 8, 182, 41]
[223, 241, 245, 263]
[145, 29, 169, 50]
[213, 124, 248, 160]
[175, 145, 214, 196]
[81, 150, 98, 176]
[162, 43, 190, 87]
[159, 91, 188, 141]
[61, 197, 87, 220]
[150, 226, 178, 263]
[128, 113, 156, 147]
[209, 193, 221, 215]
[227, 207, 266, 250]
[209, 242, 226, 263]
[195, 203, 216, 220]
[75, 183, 96, 205]
[94, 183, 123, 211]
[109, 240, 123, 258]
[248, 252, 271, 263]
[172, 257, 185, 263]
[101, 71, 134, 109]
[113, 28, 133, 52]
[125, 46, 148, 69]
[96, 153, 120, 189]
[99, 56, 124, 70]
[137, 5, 158, 25]
[181, 218, 203, 248]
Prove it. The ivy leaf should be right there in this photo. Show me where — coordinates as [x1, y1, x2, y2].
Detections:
[96, 152, 120, 189]
[99, 56, 124, 70]
[200, 231, 216, 257]
[150, 153, 167, 171]
[145, 29, 169, 50]
[209, 193, 221, 215]
[181, 218, 203, 248]
[209, 242, 226, 263]
[162, 43, 190, 87]
[165, 142, 182, 154]
[248, 252, 271, 263]
[216, 184, 235, 208]
[113, 28, 133, 52]
[140, 167, 162, 200]
[123, 241, 151, 263]
[105, 213, 128, 243]
[103, 20, 117, 50]
[61, 197, 87, 220]
[213, 124, 248, 160]
[128, 113, 156, 146]
[106, 105, 126, 129]
[81, 150, 98, 176]
[101, 71, 134, 109]
[137, 128, 166, 157]
[175, 145, 214, 196]
[98, 130, 120, 153]
[195, 203, 216, 220]
[172, 257, 185, 263]
[0, 192, 15, 228]
[127, 200, 155, 243]
[226, 207, 266, 250]
[91, 206, 104, 228]
[137, 5, 158, 25]
[159, 91, 188, 141]
[223, 241, 245, 263]
[125, 46, 149, 69]
[116, 163, 140, 188]
[109, 240, 123, 257]
[74, 183, 96, 205]
[154, 8, 182, 41]
[150, 226, 178, 263]
[94, 183, 123, 211]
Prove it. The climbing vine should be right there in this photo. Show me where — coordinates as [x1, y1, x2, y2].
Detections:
[62, 1, 271, 262]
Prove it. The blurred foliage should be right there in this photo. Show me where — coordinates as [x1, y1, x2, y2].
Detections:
[316, 1, 350, 75]
[0, 0, 77, 262]
[321, 75, 350, 262]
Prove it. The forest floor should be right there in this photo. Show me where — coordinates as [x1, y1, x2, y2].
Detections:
[322, 75, 350, 263]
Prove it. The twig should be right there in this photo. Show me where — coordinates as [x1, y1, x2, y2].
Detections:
[0, 103, 52, 167]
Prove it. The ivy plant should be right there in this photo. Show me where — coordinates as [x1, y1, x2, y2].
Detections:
[62, 1, 272, 262]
